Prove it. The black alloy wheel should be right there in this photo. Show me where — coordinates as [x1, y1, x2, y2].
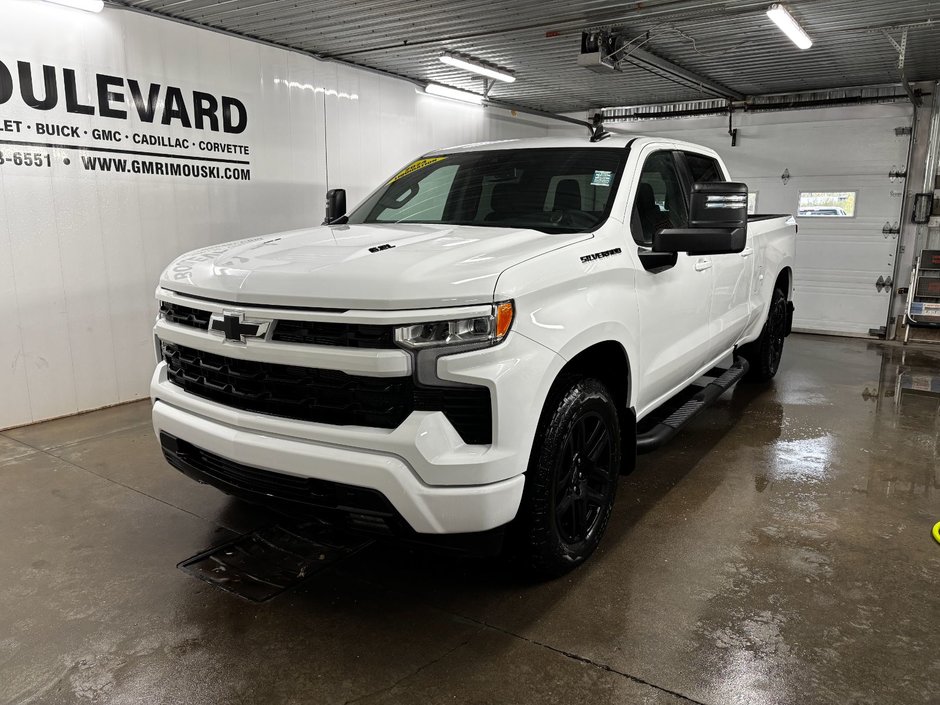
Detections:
[554, 411, 615, 545]
[766, 293, 787, 376]
[740, 287, 788, 382]
[514, 377, 621, 577]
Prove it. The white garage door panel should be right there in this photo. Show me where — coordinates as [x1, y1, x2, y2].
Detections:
[790, 176, 902, 335]
[727, 120, 910, 176]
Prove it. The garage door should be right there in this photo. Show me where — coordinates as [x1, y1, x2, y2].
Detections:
[632, 103, 914, 336]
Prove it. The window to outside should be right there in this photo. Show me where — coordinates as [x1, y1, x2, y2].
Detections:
[684, 152, 724, 183]
[798, 191, 856, 217]
[747, 192, 758, 215]
[347, 148, 626, 234]
[631, 151, 689, 245]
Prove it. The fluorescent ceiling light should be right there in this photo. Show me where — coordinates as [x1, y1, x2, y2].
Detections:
[438, 53, 516, 83]
[424, 83, 485, 104]
[42, 0, 104, 11]
[767, 4, 812, 50]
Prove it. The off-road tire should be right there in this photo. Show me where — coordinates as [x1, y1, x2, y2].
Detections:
[514, 378, 621, 578]
[739, 287, 788, 382]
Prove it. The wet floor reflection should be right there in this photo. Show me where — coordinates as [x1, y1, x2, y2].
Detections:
[683, 336, 940, 705]
[859, 341, 940, 497]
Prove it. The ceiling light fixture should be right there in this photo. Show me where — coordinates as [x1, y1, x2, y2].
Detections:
[424, 83, 486, 104]
[767, 4, 813, 50]
[438, 53, 516, 83]
[42, 0, 104, 12]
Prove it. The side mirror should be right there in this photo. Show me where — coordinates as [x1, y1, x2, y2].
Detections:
[323, 188, 347, 225]
[689, 182, 748, 229]
[653, 182, 748, 255]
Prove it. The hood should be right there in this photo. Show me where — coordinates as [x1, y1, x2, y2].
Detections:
[160, 222, 591, 310]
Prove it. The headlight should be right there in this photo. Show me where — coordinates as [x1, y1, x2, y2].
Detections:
[394, 301, 514, 349]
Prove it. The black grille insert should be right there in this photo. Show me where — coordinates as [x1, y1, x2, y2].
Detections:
[159, 300, 397, 349]
[160, 302, 211, 330]
[162, 343, 492, 444]
[272, 320, 395, 348]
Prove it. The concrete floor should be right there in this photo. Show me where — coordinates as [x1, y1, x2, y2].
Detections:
[1, 334, 938, 705]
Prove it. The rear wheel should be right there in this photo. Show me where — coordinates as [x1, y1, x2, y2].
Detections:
[514, 378, 621, 577]
[740, 287, 788, 382]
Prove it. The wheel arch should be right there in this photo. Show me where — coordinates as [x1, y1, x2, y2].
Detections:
[555, 341, 631, 413]
[775, 266, 793, 300]
[536, 339, 636, 474]
[740, 264, 795, 345]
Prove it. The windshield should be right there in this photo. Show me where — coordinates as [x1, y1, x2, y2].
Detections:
[346, 148, 627, 234]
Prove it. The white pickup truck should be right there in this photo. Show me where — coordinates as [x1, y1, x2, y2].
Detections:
[152, 136, 796, 575]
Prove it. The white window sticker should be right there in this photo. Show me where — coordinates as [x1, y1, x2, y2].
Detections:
[591, 170, 613, 187]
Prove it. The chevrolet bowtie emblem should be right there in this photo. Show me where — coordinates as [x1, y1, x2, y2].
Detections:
[209, 312, 271, 343]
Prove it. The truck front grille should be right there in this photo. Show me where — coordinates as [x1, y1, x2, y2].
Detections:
[161, 343, 492, 444]
[159, 300, 396, 349]
[159, 302, 211, 330]
[271, 320, 395, 348]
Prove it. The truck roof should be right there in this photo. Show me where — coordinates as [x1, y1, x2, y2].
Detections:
[426, 135, 720, 159]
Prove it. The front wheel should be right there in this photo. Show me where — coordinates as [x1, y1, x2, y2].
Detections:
[514, 378, 621, 577]
[739, 287, 788, 382]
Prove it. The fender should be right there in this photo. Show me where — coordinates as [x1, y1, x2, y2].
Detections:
[495, 233, 641, 409]
[742, 260, 795, 342]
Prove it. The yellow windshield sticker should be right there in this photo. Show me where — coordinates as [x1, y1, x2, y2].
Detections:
[388, 157, 446, 183]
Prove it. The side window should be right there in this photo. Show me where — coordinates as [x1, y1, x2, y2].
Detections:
[374, 164, 459, 222]
[631, 151, 689, 245]
[685, 152, 724, 183]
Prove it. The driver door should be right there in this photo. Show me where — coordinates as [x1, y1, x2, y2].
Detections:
[630, 149, 715, 416]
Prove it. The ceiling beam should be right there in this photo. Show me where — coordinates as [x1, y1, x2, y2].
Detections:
[620, 46, 745, 101]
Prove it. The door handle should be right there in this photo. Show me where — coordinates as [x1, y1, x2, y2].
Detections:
[694, 258, 713, 272]
[740, 248, 754, 258]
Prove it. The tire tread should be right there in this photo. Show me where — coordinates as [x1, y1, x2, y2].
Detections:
[514, 377, 621, 578]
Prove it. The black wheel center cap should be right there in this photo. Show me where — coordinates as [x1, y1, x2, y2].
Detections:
[554, 410, 615, 546]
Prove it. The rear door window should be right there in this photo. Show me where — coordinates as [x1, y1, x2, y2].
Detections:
[684, 152, 725, 183]
[631, 151, 689, 245]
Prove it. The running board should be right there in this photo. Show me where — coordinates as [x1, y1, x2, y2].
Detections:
[636, 356, 749, 454]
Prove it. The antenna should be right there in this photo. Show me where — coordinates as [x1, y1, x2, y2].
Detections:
[589, 113, 611, 142]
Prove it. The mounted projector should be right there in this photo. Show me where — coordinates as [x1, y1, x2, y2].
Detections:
[578, 31, 621, 73]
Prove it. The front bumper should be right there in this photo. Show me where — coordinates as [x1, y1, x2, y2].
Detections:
[150, 322, 563, 535]
[153, 399, 523, 535]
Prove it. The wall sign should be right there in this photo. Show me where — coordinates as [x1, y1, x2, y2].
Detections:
[0, 59, 252, 182]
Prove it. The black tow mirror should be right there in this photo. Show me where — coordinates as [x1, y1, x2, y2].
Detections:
[653, 182, 748, 255]
[690, 182, 748, 229]
[654, 227, 746, 256]
[323, 188, 347, 225]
